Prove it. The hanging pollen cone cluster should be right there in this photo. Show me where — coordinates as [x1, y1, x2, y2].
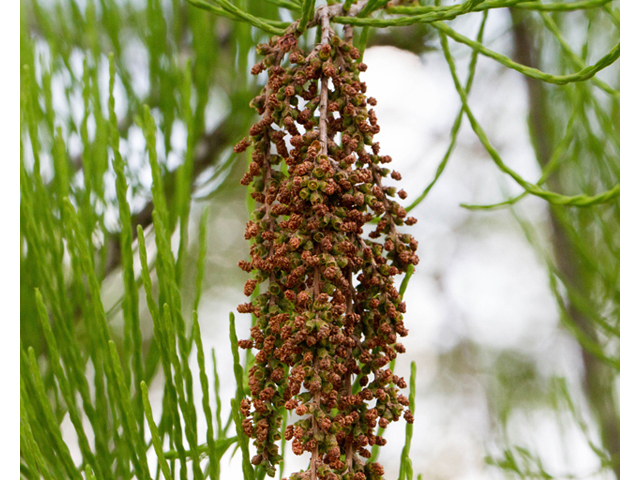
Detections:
[235, 10, 419, 480]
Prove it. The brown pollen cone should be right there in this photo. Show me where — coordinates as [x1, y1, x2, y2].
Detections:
[236, 17, 418, 480]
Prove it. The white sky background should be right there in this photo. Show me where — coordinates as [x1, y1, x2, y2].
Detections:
[42, 4, 622, 480]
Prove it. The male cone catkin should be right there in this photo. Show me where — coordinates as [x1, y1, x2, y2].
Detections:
[236, 22, 418, 480]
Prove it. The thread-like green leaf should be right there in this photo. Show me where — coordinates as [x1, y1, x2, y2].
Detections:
[211, 348, 224, 438]
[229, 312, 246, 401]
[229, 312, 254, 479]
[186, 0, 287, 34]
[160, 305, 205, 480]
[407, 11, 488, 213]
[193, 311, 220, 479]
[34, 290, 102, 476]
[389, 0, 613, 15]
[437, 27, 619, 207]
[433, 21, 619, 86]
[138, 227, 190, 478]
[109, 53, 145, 429]
[193, 208, 210, 314]
[398, 362, 416, 480]
[141, 381, 174, 480]
[460, 114, 578, 211]
[24, 348, 83, 480]
[20, 394, 56, 480]
[297, 0, 315, 34]
[536, 10, 617, 97]
[143, 106, 170, 232]
[108, 341, 153, 480]
[175, 60, 195, 287]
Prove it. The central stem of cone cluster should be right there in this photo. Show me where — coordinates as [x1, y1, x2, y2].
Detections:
[235, 12, 419, 480]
